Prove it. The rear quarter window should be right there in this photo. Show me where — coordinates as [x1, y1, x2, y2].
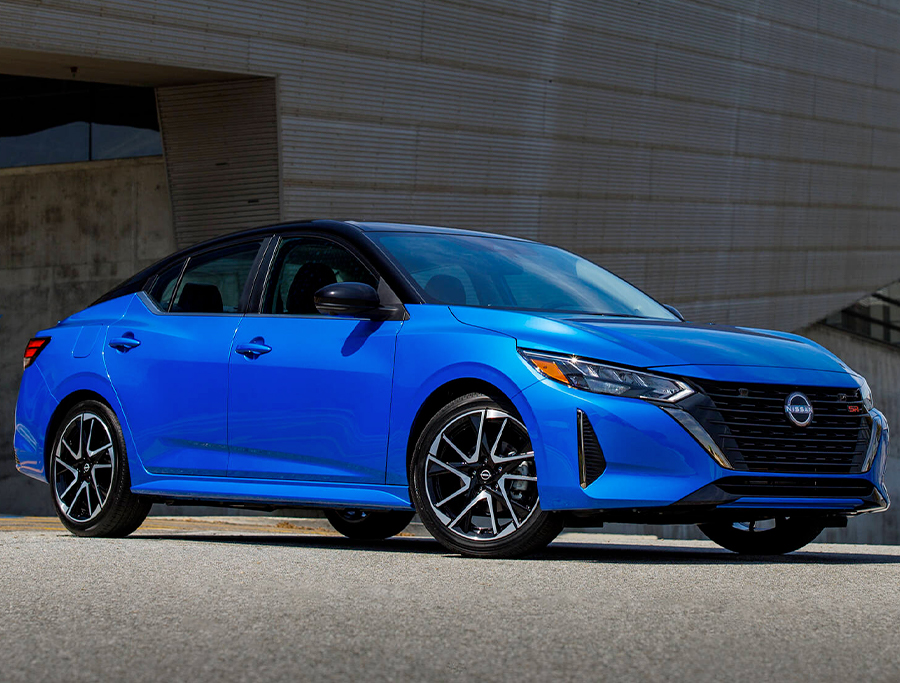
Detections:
[146, 260, 186, 311]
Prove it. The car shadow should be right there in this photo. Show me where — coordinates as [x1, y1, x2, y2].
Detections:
[127, 532, 900, 565]
[129, 533, 447, 555]
[535, 539, 900, 565]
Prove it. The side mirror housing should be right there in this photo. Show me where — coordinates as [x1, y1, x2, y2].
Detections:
[314, 282, 381, 317]
[663, 304, 685, 321]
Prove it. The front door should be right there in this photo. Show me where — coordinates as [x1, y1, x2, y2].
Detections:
[227, 236, 402, 483]
[105, 239, 264, 476]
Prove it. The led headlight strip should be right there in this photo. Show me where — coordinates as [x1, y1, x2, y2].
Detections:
[519, 349, 694, 403]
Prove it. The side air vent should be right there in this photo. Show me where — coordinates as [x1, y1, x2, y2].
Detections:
[578, 410, 606, 488]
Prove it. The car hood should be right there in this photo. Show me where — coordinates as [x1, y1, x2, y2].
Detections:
[449, 307, 852, 377]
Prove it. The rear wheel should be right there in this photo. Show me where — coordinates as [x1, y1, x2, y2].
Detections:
[410, 393, 563, 558]
[324, 509, 415, 540]
[699, 517, 826, 555]
[49, 400, 151, 537]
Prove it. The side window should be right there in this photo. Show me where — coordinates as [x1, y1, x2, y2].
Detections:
[170, 241, 263, 314]
[146, 259, 186, 311]
[264, 237, 378, 315]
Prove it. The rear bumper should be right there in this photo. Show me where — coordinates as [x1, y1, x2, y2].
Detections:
[14, 365, 58, 482]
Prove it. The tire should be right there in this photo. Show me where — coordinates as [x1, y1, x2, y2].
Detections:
[324, 509, 415, 540]
[49, 399, 151, 537]
[410, 393, 563, 558]
[698, 517, 826, 555]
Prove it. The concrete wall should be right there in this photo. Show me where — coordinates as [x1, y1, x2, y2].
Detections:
[0, 157, 175, 514]
[1, 1, 900, 332]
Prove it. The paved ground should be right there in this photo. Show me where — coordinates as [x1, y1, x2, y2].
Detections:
[2, 517, 899, 683]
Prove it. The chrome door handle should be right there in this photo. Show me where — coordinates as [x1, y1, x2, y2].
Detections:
[235, 338, 272, 359]
[109, 335, 141, 352]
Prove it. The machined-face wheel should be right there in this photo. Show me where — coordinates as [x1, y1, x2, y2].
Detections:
[425, 408, 538, 541]
[52, 412, 116, 523]
[411, 393, 563, 558]
[49, 399, 151, 537]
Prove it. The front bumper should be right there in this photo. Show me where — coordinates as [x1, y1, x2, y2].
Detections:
[519, 378, 891, 518]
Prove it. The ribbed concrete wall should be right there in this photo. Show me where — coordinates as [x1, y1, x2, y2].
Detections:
[156, 79, 281, 248]
[2, 0, 900, 330]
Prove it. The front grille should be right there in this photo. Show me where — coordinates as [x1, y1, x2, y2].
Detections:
[717, 476, 874, 498]
[687, 381, 871, 474]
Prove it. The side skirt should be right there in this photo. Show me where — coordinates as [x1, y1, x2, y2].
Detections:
[131, 476, 413, 510]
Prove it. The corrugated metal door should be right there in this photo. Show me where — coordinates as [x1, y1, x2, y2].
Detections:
[156, 78, 280, 247]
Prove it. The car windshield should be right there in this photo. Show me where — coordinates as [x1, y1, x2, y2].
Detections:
[372, 232, 677, 319]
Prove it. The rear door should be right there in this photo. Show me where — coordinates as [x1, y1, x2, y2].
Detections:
[226, 235, 402, 483]
[105, 239, 266, 476]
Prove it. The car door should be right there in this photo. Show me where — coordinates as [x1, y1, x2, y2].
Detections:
[105, 239, 266, 476]
[227, 235, 403, 483]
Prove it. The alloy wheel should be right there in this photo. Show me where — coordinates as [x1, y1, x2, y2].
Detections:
[52, 412, 116, 523]
[424, 408, 539, 541]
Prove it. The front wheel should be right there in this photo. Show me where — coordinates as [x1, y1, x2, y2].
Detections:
[699, 517, 826, 555]
[410, 393, 563, 558]
[49, 400, 151, 537]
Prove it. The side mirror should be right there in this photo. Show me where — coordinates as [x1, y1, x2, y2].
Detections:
[663, 304, 685, 321]
[314, 282, 381, 317]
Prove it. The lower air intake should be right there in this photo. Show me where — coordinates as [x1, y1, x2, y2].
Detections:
[716, 477, 874, 498]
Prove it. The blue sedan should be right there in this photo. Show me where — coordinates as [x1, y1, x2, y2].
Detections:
[14, 221, 890, 557]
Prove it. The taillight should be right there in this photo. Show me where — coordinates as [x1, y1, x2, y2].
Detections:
[23, 337, 50, 370]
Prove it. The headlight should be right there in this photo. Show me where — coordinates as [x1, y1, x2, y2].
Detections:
[519, 349, 694, 402]
[860, 378, 874, 411]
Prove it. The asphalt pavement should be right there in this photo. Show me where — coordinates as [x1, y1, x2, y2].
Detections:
[2, 516, 899, 683]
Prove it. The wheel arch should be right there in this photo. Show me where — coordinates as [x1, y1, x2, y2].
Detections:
[405, 378, 521, 473]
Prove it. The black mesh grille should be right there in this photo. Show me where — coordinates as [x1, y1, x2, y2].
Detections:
[687, 381, 871, 474]
[578, 410, 606, 487]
